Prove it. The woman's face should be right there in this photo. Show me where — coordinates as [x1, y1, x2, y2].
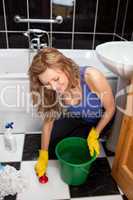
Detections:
[38, 68, 69, 94]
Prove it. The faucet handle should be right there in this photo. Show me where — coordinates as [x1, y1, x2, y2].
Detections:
[23, 29, 50, 49]
[40, 43, 48, 48]
[24, 29, 47, 38]
[30, 38, 48, 50]
[30, 38, 39, 50]
[23, 30, 30, 38]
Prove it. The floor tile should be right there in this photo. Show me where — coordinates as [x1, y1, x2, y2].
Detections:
[4, 194, 17, 200]
[22, 134, 57, 161]
[69, 158, 120, 198]
[0, 134, 25, 162]
[17, 160, 70, 200]
[71, 195, 123, 199]
[22, 134, 41, 161]
[102, 142, 115, 157]
[1, 161, 21, 170]
[107, 156, 124, 196]
[98, 142, 106, 158]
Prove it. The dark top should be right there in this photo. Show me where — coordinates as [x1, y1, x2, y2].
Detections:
[66, 66, 104, 124]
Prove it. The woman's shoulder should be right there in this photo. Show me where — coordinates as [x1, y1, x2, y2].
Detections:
[83, 66, 104, 92]
[80, 66, 100, 76]
[84, 66, 103, 81]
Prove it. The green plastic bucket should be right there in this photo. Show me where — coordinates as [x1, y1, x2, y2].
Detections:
[55, 137, 96, 186]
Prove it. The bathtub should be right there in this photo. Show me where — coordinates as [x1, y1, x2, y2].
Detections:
[0, 49, 118, 133]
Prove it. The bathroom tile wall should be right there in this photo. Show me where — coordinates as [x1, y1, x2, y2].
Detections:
[122, 0, 133, 40]
[115, 0, 127, 37]
[0, 0, 131, 49]
[0, 0, 5, 30]
[115, 0, 133, 41]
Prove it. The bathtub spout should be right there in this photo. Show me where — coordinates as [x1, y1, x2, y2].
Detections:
[23, 29, 50, 51]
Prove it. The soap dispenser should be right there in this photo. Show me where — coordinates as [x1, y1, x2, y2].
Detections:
[3, 122, 17, 152]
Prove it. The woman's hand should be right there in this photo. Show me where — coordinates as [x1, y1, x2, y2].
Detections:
[87, 127, 100, 157]
[34, 149, 48, 177]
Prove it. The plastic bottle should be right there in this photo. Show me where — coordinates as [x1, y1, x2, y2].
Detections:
[3, 122, 17, 152]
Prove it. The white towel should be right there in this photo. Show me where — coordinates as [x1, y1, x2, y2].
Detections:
[0, 165, 29, 200]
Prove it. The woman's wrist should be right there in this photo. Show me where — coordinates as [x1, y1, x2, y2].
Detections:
[41, 146, 49, 151]
[40, 148, 48, 152]
[95, 127, 101, 138]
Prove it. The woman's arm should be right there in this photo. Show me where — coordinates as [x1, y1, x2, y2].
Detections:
[95, 105, 115, 137]
[34, 118, 55, 177]
[84, 67, 116, 136]
[41, 119, 55, 150]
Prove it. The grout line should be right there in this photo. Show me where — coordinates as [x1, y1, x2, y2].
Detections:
[73, 32, 114, 35]
[131, 32, 133, 41]
[51, 32, 115, 35]
[115, 33, 127, 41]
[113, 0, 120, 41]
[121, 0, 129, 38]
[26, 0, 30, 50]
[0, 30, 117, 35]
[92, 0, 99, 49]
[0, 30, 27, 33]
[50, 0, 52, 47]
[2, 0, 9, 48]
[27, 0, 30, 30]
[71, 0, 76, 49]
[113, 32, 116, 37]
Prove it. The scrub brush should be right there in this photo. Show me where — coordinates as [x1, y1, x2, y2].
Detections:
[38, 174, 48, 184]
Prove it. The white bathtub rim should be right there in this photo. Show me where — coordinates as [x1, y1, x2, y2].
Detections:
[0, 49, 117, 78]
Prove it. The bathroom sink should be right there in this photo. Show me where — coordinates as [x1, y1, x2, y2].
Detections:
[96, 41, 133, 152]
[96, 41, 133, 80]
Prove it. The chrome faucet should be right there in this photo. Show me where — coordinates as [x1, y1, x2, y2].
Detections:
[14, 15, 63, 51]
[24, 29, 50, 51]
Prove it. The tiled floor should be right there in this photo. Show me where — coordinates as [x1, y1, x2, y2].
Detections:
[0, 134, 128, 200]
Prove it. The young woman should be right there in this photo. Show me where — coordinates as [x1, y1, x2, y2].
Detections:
[28, 48, 115, 177]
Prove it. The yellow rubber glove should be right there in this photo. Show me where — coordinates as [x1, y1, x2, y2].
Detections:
[34, 149, 48, 177]
[87, 127, 100, 157]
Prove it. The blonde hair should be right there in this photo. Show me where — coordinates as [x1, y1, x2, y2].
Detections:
[28, 48, 80, 122]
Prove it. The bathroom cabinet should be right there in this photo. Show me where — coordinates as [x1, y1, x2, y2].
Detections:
[112, 79, 133, 200]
